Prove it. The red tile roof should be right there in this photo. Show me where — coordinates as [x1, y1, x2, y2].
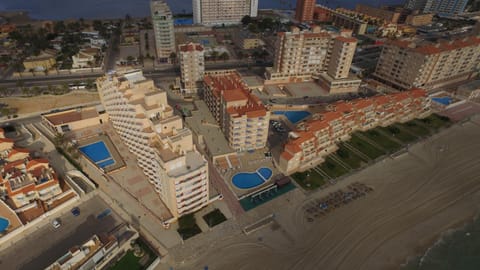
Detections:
[26, 159, 49, 171]
[280, 151, 294, 161]
[179, 42, 204, 52]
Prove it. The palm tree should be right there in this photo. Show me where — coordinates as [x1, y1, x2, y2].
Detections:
[54, 133, 67, 147]
[219, 52, 229, 61]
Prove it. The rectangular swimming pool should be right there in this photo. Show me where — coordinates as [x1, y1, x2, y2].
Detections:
[79, 141, 115, 169]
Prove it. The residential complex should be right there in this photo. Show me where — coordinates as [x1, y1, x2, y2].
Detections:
[179, 42, 205, 94]
[45, 226, 138, 270]
[295, 0, 316, 22]
[150, 0, 175, 62]
[355, 4, 401, 23]
[203, 70, 270, 152]
[22, 49, 57, 71]
[192, 0, 258, 25]
[373, 36, 480, 91]
[278, 88, 431, 174]
[0, 129, 77, 225]
[96, 70, 210, 219]
[266, 26, 361, 93]
[405, 0, 468, 15]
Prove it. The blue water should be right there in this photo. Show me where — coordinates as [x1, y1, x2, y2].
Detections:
[79, 141, 112, 165]
[174, 18, 193, 25]
[0, 0, 404, 20]
[432, 97, 452, 106]
[258, 167, 273, 179]
[274, 111, 311, 124]
[403, 217, 480, 270]
[97, 158, 115, 168]
[0, 217, 9, 232]
[232, 167, 272, 189]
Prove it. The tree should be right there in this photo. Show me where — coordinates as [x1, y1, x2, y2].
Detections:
[54, 133, 67, 147]
[220, 52, 229, 61]
[210, 50, 219, 61]
[241, 15, 252, 26]
[54, 21, 66, 33]
[126, 55, 134, 63]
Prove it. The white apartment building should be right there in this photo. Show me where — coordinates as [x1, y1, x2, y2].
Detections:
[266, 26, 361, 93]
[373, 36, 480, 91]
[193, 0, 258, 25]
[203, 70, 270, 151]
[179, 43, 205, 94]
[96, 70, 210, 219]
[151, 0, 176, 62]
[405, 0, 468, 15]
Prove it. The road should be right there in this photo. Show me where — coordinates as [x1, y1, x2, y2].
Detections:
[0, 195, 123, 270]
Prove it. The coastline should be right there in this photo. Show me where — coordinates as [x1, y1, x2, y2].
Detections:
[402, 212, 478, 269]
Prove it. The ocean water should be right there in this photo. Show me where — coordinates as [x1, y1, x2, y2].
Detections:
[403, 216, 480, 270]
[0, 0, 403, 20]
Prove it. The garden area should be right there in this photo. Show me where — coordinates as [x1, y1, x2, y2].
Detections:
[334, 144, 368, 169]
[177, 213, 202, 240]
[203, 209, 227, 228]
[417, 113, 452, 132]
[347, 134, 386, 159]
[108, 239, 157, 270]
[377, 125, 417, 144]
[316, 156, 349, 179]
[291, 169, 326, 190]
[357, 130, 403, 153]
[396, 120, 431, 137]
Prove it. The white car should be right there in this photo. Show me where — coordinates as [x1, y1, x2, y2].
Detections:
[52, 218, 61, 229]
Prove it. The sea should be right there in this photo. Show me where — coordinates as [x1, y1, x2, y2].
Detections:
[0, 0, 403, 20]
[402, 215, 480, 270]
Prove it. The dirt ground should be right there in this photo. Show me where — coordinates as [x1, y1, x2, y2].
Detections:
[161, 117, 480, 270]
[2, 91, 100, 115]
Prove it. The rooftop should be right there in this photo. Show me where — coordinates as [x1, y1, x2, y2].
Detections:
[185, 101, 234, 158]
[388, 35, 480, 55]
[179, 42, 204, 52]
[43, 107, 99, 125]
[168, 151, 206, 178]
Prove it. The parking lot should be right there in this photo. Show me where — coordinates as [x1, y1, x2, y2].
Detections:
[0, 195, 124, 270]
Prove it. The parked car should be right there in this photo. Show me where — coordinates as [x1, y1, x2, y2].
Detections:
[52, 218, 61, 229]
[71, 207, 80, 217]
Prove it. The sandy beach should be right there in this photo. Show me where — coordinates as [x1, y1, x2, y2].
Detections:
[1, 91, 100, 115]
[162, 117, 480, 270]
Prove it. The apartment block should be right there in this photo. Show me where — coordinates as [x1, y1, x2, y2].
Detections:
[330, 8, 368, 35]
[405, 0, 468, 15]
[278, 88, 431, 174]
[405, 12, 434, 26]
[151, 0, 175, 62]
[373, 36, 480, 91]
[193, 0, 258, 25]
[203, 70, 270, 152]
[179, 42, 205, 94]
[96, 70, 210, 219]
[355, 4, 401, 23]
[295, 0, 316, 22]
[266, 26, 360, 93]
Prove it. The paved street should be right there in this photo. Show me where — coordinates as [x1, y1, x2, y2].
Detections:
[0, 195, 122, 270]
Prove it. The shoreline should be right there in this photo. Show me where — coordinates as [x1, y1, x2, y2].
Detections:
[401, 212, 479, 269]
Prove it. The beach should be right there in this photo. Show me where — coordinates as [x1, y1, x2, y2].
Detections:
[161, 116, 480, 270]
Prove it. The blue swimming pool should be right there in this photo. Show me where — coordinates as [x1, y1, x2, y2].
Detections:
[79, 141, 114, 169]
[0, 217, 9, 233]
[432, 97, 452, 106]
[232, 167, 273, 189]
[273, 111, 311, 124]
[174, 18, 193, 25]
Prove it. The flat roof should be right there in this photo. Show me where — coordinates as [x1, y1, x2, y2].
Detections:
[185, 100, 234, 158]
[284, 81, 329, 97]
[44, 107, 99, 125]
[242, 76, 264, 89]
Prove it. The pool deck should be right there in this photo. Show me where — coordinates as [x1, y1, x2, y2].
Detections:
[0, 200, 22, 235]
[219, 148, 282, 199]
[77, 134, 126, 173]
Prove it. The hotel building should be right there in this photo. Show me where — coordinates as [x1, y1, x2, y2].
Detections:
[295, 0, 316, 22]
[203, 70, 270, 152]
[373, 36, 480, 91]
[278, 88, 431, 174]
[266, 26, 361, 93]
[193, 0, 258, 25]
[151, 0, 176, 62]
[179, 42, 205, 94]
[96, 70, 210, 219]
